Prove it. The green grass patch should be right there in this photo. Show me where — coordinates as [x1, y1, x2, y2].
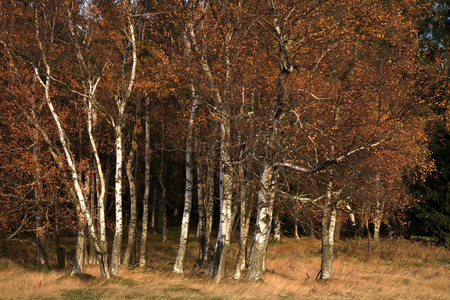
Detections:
[61, 289, 102, 300]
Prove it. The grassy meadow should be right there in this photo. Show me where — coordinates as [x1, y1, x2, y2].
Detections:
[0, 229, 449, 299]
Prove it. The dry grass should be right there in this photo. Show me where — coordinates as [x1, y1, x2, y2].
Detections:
[0, 233, 449, 299]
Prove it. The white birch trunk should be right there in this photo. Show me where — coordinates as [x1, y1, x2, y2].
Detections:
[86, 100, 108, 254]
[245, 164, 276, 281]
[71, 206, 85, 275]
[320, 182, 337, 280]
[211, 117, 233, 282]
[373, 175, 384, 242]
[173, 84, 199, 274]
[110, 16, 137, 277]
[35, 59, 110, 277]
[110, 124, 124, 276]
[233, 186, 254, 279]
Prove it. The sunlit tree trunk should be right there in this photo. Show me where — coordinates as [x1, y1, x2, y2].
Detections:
[110, 119, 124, 276]
[71, 205, 85, 275]
[88, 174, 97, 265]
[110, 15, 137, 277]
[173, 81, 199, 274]
[320, 181, 337, 280]
[233, 155, 250, 279]
[211, 116, 234, 282]
[294, 219, 300, 240]
[32, 21, 110, 277]
[245, 164, 277, 281]
[373, 174, 384, 242]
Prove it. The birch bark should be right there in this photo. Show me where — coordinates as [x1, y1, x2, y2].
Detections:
[173, 78, 199, 274]
[32, 10, 110, 277]
[245, 164, 277, 281]
[110, 16, 137, 277]
[320, 182, 337, 279]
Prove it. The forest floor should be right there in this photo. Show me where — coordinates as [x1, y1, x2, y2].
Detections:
[0, 229, 449, 299]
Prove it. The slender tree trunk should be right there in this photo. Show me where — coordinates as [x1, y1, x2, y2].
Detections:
[32, 128, 47, 266]
[234, 188, 254, 279]
[173, 83, 200, 274]
[245, 164, 277, 281]
[373, 174, 384, 242]
[54, 204, 66, 269]
[365, 217, 372, 257]
[211, 117, 234, 282]
[373, 207, 383, 242]
[294, 219, 300, 240]
[139, 95, 151, 267]
[159, 124, 168, 243]
[320, 182, 337, 280]
[111, 122, 124, 276]
[151, 183, 156, 229]
[233, 159, 248, 280]
[273, 212, 281, 242]
[196, 159, 207, 262]
[35, 214, 48, 266]
[34, 56, 110, 277]
[87, 102, 108, 258]
[88, 190, 97, 265]
[203, 139, 216, 275]
[123, 125, 138, 268]
[160, 185, 167, 243]
[334, 219, 341, 242]
[309, 218, 315, 238]
[71, 206, 85, 275]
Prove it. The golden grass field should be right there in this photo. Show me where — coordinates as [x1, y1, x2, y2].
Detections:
[0, 232, 449, 299]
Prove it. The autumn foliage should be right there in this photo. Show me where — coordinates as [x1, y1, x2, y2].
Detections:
[0, 0, 445, 282]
